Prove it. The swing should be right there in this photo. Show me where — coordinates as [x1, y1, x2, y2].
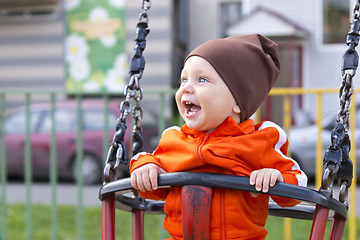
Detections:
[99, 1, 357, 239]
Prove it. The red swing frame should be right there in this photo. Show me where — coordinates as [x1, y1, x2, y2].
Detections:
[99, 172, 348, 240]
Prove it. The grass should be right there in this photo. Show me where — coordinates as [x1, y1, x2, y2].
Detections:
[1, 204, 359, 240]
[2, 204, 169, 240]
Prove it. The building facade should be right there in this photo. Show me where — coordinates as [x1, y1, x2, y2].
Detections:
[0, 0, 355, 124]
[184, 0, 354, 124]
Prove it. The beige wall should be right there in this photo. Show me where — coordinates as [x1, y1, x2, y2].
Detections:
[188, 0, 222, 51]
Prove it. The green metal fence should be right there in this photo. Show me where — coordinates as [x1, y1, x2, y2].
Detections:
[0, 89, 357, 240]
[0, 89, 176, 240]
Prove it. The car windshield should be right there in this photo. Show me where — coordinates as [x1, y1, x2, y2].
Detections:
[39, 108, 76, 133]
[4, 110, 42, 134]
[38, 107, 118, 133]
[4, 104, 120, 134]
[83, 109, 118, 131]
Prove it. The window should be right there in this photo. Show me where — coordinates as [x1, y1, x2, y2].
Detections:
[39, 107, 118, 133]
[83, 109, 118, 131]
[220, 1, 243, 37]
[4, 110, 42, 134]
[0, 0, 62, 23]
[39, 109, 76, 133]
[323, 0, 350, 44]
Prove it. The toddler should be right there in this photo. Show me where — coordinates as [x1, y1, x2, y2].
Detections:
[130, 34, 307, 239]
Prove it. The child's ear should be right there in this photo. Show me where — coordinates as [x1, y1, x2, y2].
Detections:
[233, 105, 241, 114]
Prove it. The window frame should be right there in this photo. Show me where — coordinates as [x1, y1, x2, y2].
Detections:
[318, 0, 352, 48]
[220, 0, 243, 37]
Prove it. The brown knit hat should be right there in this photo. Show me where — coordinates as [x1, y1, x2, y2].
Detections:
[185, 34, 280, 122]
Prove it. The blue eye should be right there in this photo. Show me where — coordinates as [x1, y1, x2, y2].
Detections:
[199, 77, 208, 83]
[180, 78, 188, 84]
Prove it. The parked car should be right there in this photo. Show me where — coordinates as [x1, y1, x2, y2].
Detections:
[289, 107, 360, 180]
[1, 99, 158, 184]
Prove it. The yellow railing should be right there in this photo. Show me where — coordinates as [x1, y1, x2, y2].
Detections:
[0, 88, 357, 239]
[268, 88, 357, 240]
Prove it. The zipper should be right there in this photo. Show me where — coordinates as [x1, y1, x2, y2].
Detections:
[197, 132, 210, 164]
[197, 132, 229, 238]
[220, 189, 227, 240]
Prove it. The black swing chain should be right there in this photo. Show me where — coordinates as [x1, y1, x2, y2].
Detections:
[321, 0, 359, 204]
[103, 0, 151, 183]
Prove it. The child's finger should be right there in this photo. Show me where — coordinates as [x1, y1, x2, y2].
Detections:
[149, 168, 159, 190]
[269, 171, 279, 187]
[254, 171, 265, 191]
[249, 170, 258, 185]
[142, 170, 153, 191]
[261, 171, 271, 193]
[136, 173, 146, 192]
[130, 174, 139, 190]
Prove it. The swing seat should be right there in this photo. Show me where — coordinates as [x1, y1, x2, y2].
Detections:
[99, 172, 347, 240]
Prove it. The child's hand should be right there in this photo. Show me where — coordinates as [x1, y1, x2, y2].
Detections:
[131, 163, 167, 192]
[249, 168, 284, 198]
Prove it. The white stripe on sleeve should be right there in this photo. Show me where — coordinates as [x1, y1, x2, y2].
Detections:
[161, 126, 181, 136]
[131, 152, 148, 161]
[258, 121, 308, 187]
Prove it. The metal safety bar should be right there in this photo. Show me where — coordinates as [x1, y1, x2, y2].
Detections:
[99, 172, 348, 240]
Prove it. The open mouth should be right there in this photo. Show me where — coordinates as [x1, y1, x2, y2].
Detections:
[183, 101, 201, 116]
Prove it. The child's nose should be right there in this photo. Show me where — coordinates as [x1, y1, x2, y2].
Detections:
[181, 80, 194, 94]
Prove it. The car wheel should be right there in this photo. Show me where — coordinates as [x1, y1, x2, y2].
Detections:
[71, 153, 102, 185]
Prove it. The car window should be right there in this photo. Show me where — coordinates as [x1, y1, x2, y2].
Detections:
[39, 108, 76, 133]
[83, 109, 118, 131]
[4, 109, 42, 134]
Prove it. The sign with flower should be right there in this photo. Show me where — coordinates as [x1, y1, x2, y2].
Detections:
[65, 0, 127, 93]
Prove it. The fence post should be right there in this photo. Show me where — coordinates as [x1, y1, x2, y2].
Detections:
[50, 93, 57, 240]
[103, 95, 110, 167]
[315, 92, 323, 189]
[25, 93, 32, 240]
[76, 95, 84, 240]
[349, 95, 357, 240]
[283, 95, 292, 240]
[0, 93, 7, 240]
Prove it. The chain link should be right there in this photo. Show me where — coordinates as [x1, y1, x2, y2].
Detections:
[103, 0, 150, 183]
[336, 74, 354, 130]
[354, 0, 360, 20]
[321, 0, 359, 204]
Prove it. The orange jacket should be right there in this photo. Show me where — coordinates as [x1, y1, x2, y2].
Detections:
[130, 117, 307, 239]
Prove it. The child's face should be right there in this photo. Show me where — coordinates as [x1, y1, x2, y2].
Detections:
[176, 56, 240, 131]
